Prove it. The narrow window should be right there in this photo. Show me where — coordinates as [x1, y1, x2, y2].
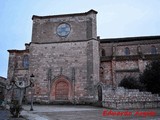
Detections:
[101, 49, 106, 56]
[137, 46, 142, 54]
[23, 55, 29, 68]
[151, 46, 157, 54]
[124, 47, 130, 55]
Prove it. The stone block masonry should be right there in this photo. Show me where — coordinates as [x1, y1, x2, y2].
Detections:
[102, 87, 160, 109]
[6, 10, 160, 107]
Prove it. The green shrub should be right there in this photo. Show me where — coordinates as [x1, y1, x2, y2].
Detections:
[119, 76, 143, 90]
[10, 100, 22, 118]
[139, 60, 160, 94]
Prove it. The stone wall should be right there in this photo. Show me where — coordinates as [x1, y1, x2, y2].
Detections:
[6, 10, 160, 106]
[29, 39, 99, 104]
[0, 77, 6, 105]
[100, 38, 160, 86]
[7, 49, 30, 85]
[32, 10, 97, 43]
[0, 77, 7, 83]
[100, 62, 112, 85]
[28, 10, 99, 104]
[102, 87, 160, 109]
[100, 38, 160, 111]
[100, 39, 160, 57]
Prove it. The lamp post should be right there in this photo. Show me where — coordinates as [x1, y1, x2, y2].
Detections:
[30, 74, 35, 111]
[4, 74, 35, 117]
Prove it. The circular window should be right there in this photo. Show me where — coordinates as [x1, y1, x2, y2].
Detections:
[56, 23, 71, 37]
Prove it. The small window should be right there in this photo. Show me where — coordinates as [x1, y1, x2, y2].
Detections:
[101, 49, 106, 56]
[137, 46, 141, 54]
[23, 55, 29, 68]
[124, 47, 130, 55]
[151, 46, 157, 54]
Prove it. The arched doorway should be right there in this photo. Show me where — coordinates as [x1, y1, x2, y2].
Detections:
[55, 81, 69, 100]
[97, 85, 102, 102]
[50, 75, 72, 102]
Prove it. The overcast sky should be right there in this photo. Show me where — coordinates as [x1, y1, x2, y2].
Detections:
[1, 0, 160, 78]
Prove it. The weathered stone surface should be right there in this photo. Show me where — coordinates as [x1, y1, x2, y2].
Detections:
[32, 10, 97, 43]
[6, 10, 160, 107]
[102, 87, 160, 109]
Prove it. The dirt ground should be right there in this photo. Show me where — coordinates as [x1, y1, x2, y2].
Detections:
[23, 105, 160, 120]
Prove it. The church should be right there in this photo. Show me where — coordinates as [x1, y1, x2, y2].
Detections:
[7, 10, 160, 105]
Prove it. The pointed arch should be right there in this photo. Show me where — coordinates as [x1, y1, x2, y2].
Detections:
[101, 49, 106, 56]
[55, 81, 69, 100]
[50, 75, 72, 101]
[151, 45, 157, 54]
[95, 82, 103, 101]
[23, 55, 29, 69]
[124, 47, 130, 55]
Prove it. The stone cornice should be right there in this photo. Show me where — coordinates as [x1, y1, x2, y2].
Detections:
[100, 54, 160, 62]
[30, 39, 99, 45]
[7, 49, 29, 53]
[32, 9, 97, 20]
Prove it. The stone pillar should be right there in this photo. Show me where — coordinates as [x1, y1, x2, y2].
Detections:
[7, 51, 17, 82]
[111, 60, 116, 88]
[111, 45, 117, 88]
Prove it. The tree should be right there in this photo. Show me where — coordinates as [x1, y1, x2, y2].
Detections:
[119, 76, 142, 90]
[139, 60, 160, 94]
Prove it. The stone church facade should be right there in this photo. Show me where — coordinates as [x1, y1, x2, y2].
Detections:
[7, 10, 160, 105]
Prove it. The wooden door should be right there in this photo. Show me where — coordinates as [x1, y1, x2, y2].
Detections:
[98, 85, 102, 101]
[55, 81, 69, 100]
